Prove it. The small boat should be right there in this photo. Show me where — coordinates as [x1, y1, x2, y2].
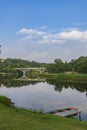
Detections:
[46, 107, 81, 117]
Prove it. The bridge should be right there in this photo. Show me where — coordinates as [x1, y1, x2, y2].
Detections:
[14, 67, 46, 79]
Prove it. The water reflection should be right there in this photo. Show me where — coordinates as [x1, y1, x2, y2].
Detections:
[86, 93, 87, 97]
[46, 79, 87, 93]
[0, 78, 44, 87]
[0, 78, 87, 121]
[0, 78, 87, 94]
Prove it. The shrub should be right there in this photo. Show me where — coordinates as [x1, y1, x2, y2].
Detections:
[0, 95, 13, 107]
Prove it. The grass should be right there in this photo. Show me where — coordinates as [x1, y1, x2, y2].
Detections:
[0, 103, 87, 130]
[42, 73, 87, 83]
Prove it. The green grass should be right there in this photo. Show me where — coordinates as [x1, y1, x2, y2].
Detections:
[42, 73, 87, 83]
[0, 104, 87, 130]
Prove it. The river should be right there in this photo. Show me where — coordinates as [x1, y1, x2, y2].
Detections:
[0, 78, 87, 121]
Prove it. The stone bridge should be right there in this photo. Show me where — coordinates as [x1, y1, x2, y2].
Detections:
[14, 67, 46, 79]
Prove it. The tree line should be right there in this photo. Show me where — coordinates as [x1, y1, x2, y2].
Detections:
[47, 56, 87, 74]
[0, 56, 87, 75]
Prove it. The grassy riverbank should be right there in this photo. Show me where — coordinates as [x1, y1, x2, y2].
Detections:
[42, 73, 87, 83]
[0, 104, 87, 130]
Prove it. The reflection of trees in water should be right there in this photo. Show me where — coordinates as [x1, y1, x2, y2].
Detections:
[0, 78, 87, 94]
[46, 79, 87, 93]
[85, 92, 87, 97]
[0, 78, 44, 87]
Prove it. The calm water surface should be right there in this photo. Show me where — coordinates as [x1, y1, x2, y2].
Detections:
[0, 79, 87, 121]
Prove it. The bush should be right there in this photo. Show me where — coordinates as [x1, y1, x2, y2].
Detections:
[0, 95, 13, 107]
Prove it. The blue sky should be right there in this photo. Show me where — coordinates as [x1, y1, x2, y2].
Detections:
[0, 0, 87, 62]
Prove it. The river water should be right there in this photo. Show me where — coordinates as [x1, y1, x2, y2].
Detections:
[0, 79, 87, 121]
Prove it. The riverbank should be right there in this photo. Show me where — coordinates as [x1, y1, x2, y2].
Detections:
[41, 73, 87, 83]
[0, 103, 87, 130]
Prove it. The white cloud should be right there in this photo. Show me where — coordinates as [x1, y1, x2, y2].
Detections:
[59, 30, 87, 41]
[15, 27, 87, 62]
[17, 28, 46, 36]
[17, 27, 87, 44]
[17, 28, 64, 44]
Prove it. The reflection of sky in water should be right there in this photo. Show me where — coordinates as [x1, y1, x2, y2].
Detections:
[0, 82, 87, 113]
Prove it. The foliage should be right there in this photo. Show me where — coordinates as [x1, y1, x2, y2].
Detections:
[47, 56, 87, 74]
[69, 56, 87, 73]
[47, 59, 65, 73]
[0, 58, 47, 70]
[0, 56, 87, 78]
[26, 69, 40, 79]
[0, 58, 47, 78]
[0, 95, 13, 107]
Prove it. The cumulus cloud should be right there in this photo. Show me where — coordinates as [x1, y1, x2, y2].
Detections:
[2, 27, 87, 63]
[17, 28, 46, 36]
[59, 30, 87, 41]
[15, 27, 87, 62]
[17, 27, 87, 44]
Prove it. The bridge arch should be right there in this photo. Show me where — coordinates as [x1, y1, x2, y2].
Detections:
[14, 67, 46, 79]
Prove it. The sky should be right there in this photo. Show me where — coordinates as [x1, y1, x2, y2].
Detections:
[0, 0, 87, 63]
